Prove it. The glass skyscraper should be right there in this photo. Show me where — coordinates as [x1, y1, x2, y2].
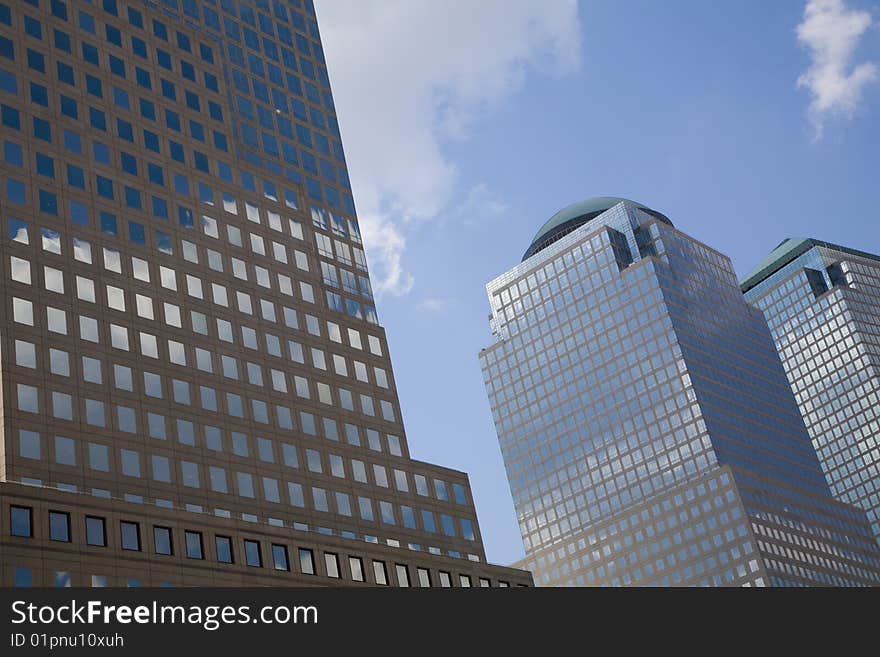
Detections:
[743, 238, 880, 543]
[480, 197, 880, 586]
[0, 0, 530, 588]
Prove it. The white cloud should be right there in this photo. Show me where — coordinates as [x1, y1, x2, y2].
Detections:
[415, 297, 451, 314]
[315, 0, 581, 295]
[796, 0, 878, 137]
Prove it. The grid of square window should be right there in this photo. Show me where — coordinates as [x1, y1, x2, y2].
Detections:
[0, 0, 496, 572]
[480, 201, 880, 585]
[746, 247, 880, 544]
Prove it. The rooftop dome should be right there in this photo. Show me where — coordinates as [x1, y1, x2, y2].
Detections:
[522, 196, 672, 261]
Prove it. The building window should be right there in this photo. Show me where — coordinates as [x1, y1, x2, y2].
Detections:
[298, 548, 315, 575]
[85, 516, 106, 546]
[185, 531, 203, 559]
[324, 553, 340, 579]
[14, 567, 32, 588]
[10, 505, 32, 537]
[271, 544, 289, 571]
[244, 539, 262, 567]
[120, 521, 141, 551]
[479, 578, 491, 588]
[154, 526, 173, 555]
[459, 575, 472, 588]
[216, 535, 233, 563]
[372, 560, 388, 586]
[439, 571, 452, 588]
[395, 564, 410, 587]
[49, 511, 70, 542]
[349, 557, 365, 582]
[417, 568, 432, 587]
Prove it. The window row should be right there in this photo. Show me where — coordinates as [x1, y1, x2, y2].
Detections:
[15, 429, 468, 506]
[9, 505, 502, 587]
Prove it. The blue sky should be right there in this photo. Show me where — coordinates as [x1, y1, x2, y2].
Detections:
[317, 0, 880, 565]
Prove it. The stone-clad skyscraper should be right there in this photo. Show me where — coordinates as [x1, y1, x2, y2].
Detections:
[480, 197, 880, 586]
[0, 0, 529, 588]
[743, 238, 880, 544]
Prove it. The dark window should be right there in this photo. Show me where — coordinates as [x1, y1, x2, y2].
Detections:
[185, 531, 203, 559]
[244, 539, 262, 567]
[36, 153, 54, 178]
[109, 55, 125, 78]
[120, 521, 140, 551]
[10, 506, 32, 537]
[85, 516, 106, 546]
[3, 141, 22, 167]
[106, 25, 122, 47]
[216, 535, 233, 563]
[60, 95, 77, 119]
[86, 75, 102, 98]
[127, 7, 143, 28]
[49, 511, 70, 542]
[30, 82, 48, 106]
[24, 16, 42, 39]
[121, 152, 137, 175]
[27, 49, 45, 73]
[132, 37, 147, 58]
[100, 212, 117, 235]
[154, 526, 172, 555]
[33, 117, 51, 142]
[82, 42, 99, 65]
[128, 220, 145, 244]
[271, 544, 289, 571]
[89, 107, 106, 130]
[1, 104, 20, 129]
[0, 36, 13, 60]
[51, 1, 68, 20]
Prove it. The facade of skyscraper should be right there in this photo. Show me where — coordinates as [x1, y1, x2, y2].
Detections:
[0, 0, 530, 588]
[479, 197, 880, 586]
[742, 238, 880, 544]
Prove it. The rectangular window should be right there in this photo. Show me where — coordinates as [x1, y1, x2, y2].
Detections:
[298, 548, 315, 575]
[10, 506, 32, 537]
[372, 560, 388, 585]
[154, 526, 173, 555]
[216, 535, 233, 563]
[272, 544, 289, 571]
[85, 516, 106, 546]
[349, 557, 365, 582]
[120, 521, 141, 551]
[396, 564, 410, 587]
[417, 568, 432, 587]
[49, 511, 70, 542]
[185, 531, 203, 559]
[244, 539, 262, 567]
[325, 553, 340, 579]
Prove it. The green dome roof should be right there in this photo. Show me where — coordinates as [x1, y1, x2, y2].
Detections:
[522, 196, 672, 261]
